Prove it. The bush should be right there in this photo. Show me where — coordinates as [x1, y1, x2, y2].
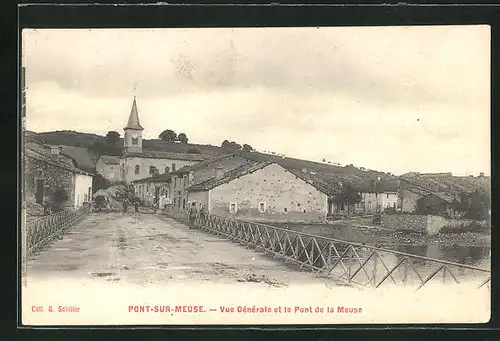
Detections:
[438, 219, 491, 234]
[93, 174, 112, 192]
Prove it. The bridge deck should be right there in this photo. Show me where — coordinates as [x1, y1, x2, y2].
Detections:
[25, 212, 331, 287]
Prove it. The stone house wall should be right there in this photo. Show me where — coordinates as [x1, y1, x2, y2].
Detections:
[208, 163, 328, 223]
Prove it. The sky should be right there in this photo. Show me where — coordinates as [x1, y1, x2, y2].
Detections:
[22, 26, 491, 176]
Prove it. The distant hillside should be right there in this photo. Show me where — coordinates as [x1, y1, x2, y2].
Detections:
[25, 130, 103, 148]
[23, 130, 397, 181]
[24, 130, 488, 196]
[25, 130, 226, 157]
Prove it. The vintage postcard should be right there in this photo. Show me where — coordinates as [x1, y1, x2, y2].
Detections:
[20, 26, 491, 325]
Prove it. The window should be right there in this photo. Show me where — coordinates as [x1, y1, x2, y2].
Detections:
[149, 165, 156, 175]
[258, 202, 266, 213]
[183, 176, 187, 188]
[110, 166, 114, 170]
[135, 165, 140, 174]
[387, 194, 389, 198]
[229, 202, 238, 213]
[172, 163, 176, 172]
[132, 137, 138, 145]
[183, 199, 186, 209]
[165, 166, 170, 174]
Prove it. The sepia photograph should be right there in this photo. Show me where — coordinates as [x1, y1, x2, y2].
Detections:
[20, 26, 491, 325]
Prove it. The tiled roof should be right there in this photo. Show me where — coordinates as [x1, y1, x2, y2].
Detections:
[46, 144, 97, 172]
[132, 172, 172, 184]
[25, 142, 92, 176]
[100, 155, 121, 165]
[60, 146, 98, 172]
[172, 153, 237, 174]
[122, 150, 211, 161]
[187, 160, 341, 196]
[400, 173, 491, 198]
[284, 167, 341, 197]
[236, 151, 400, 193]
[417, 192, 454, 204]
[187, 161, 274, 191]
[435, 192, 455, 203]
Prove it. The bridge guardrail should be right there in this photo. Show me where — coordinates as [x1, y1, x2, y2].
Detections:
[165, 208, 491, 290]
[25, 206, 89, 257]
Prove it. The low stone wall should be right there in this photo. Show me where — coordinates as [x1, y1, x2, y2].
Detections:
[426, 215, 449, 236]
[381, 214, 448, 235]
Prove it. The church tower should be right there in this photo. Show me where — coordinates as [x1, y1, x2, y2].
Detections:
[123, 96, 144, 154]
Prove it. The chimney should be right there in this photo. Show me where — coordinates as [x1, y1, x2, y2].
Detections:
[215, 165, 224, 179]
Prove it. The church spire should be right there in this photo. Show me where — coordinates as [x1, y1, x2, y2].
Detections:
[124, 96, 144, 131]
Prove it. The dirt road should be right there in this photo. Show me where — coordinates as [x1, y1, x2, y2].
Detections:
[26, 212, 333, 287]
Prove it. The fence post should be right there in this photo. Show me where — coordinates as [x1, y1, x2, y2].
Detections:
[403, 258, 408, 286]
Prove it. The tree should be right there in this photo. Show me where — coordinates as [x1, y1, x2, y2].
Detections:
[159, 129, 177, 142]
[230, 142, 242, 150]
[242, 144, 254, 152]
[222, 140, 243, 151]
[90, 138, 121, 156]
[92, 174, 112, 193]
[187, 148, 201, 154]
[332, 184, 361, 216]
[177, 133, 188, 144]
[105, 131, 120, 144]
[51, 188, 69, 212]
[467, 190, 490, 220]
[449, 190, 490, 221]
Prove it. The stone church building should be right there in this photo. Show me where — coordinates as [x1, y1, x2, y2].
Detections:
[97, 97, 210, 184]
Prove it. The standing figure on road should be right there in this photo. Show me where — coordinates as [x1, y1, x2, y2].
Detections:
[188, 202, 198, 230]
[122, 198, 129, 213]
[199, 204, 207, 224]
[159, 194, 166, 213]
[134, 199, 140, 214]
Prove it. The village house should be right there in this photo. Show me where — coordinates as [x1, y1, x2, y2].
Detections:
[353, 191, 399, 214]
[399, 185, 428, 213]
[415, 193, 454, 217]
[25, 142, 94, 211]
[171, 153, 254, 211]
[187, 161, 340, 223]
[132, 173, 172, 207]
[354, 179, 400, 214]
[96, 96, 211, 184]
[312, 173, 400, 215]
[96, 155, 121, 182]
[398, 172, 490, 214]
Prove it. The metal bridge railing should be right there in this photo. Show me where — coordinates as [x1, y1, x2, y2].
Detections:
[166, 208, 491, 291]
[25, 206, 89, 257]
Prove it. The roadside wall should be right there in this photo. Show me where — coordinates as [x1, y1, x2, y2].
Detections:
[381, 214, 448, 236]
